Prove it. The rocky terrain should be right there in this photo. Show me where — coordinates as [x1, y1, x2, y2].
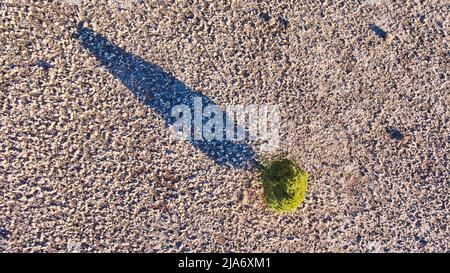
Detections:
[0, 0, 448, 252]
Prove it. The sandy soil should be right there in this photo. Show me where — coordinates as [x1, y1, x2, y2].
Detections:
[0, 0, 448, 252]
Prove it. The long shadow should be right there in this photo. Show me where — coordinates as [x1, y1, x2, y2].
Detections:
[76, 26, 257, 169]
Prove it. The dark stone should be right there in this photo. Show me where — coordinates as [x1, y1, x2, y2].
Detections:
[278, 17, 289, 28]
[368, 24, 388, 39]
[36, 60, 52, 70]
[0, 226, 10, 240]
[386, 127, 404, 141]
[260, 12, 271, 22]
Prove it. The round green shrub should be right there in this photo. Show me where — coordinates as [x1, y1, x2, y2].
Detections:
[260, 159, 309, 213]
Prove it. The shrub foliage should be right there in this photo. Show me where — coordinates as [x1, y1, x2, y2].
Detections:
[261, 159, 309, 212]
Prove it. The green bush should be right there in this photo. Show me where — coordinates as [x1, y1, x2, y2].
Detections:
[260, 159, 309, 213]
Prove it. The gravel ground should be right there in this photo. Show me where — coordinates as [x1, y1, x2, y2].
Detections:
[0, 0, 449, 252]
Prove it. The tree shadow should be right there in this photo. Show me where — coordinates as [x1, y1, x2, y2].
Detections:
[76, 25, 257, 169]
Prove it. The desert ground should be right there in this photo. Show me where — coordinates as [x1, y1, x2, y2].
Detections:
[0, 0, 448, 252]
